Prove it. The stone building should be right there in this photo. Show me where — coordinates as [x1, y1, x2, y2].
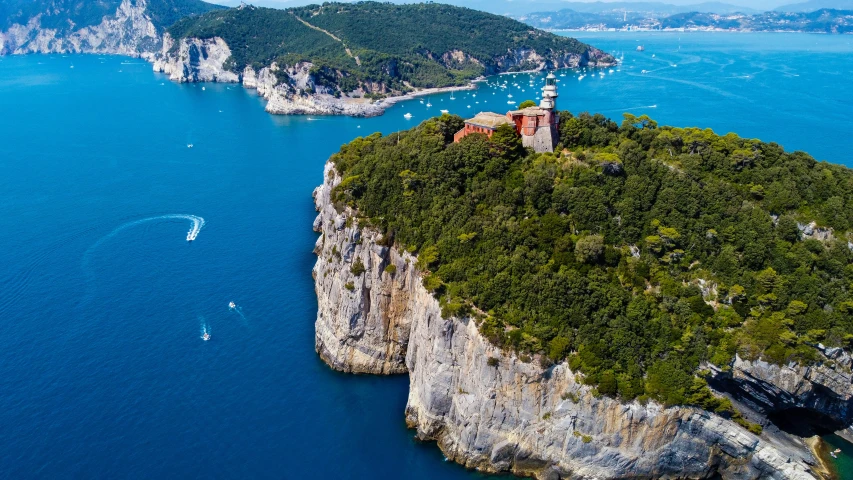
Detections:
[454, 72, 560, 153]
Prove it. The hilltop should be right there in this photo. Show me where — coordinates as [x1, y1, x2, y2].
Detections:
[328, 111, 853, 411]
[165, 2, 612, 91]
[313, 111, 853, 478]
[153, 3, 612, 117]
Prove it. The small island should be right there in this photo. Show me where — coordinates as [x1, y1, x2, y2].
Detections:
[312, 87, 853, 477]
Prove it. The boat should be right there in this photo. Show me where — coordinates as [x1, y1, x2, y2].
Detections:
[641, 70, 649, 74]
[426, 102, 432, 107]
[229, 301, 236, 309]
[507, 100, 516, 105]
[467, 105, 471, 108]
[420, 100, 424, 104]
[187, 144, 194, 148]
[507, 94, 513, 98]
[202, 86, 206, 91]
[830, 451, 837, 459]
[636, 45, 645, 51]
[202, 332, 211, 341]
[404, 113, 412, 119]
[440, 109, 449, 114]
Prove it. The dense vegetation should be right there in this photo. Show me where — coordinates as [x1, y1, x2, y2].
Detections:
[168, 2, 601, 92]
[330, 112, 853, 414]
[0, 0, 222, 31]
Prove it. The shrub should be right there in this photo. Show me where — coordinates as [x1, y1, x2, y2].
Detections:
[350, 258, 366, 276]
[384, 264, 397, 274]
[344, 282, 355, 291]
[487, 357, 499, 367]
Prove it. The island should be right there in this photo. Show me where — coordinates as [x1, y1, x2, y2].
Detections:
[312, 100, 853, 477]
[0, 0, 615, 118]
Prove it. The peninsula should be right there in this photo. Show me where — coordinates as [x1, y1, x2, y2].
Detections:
[0, 0, 614, 118]
[313, 95, 853, 477]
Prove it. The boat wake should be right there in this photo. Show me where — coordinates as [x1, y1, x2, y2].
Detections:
[229, 301, 248, 326]
[200, 316, 211, 341]
[80, 214, 205, 304]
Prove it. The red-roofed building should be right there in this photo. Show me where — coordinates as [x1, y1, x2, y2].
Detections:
[454, 73, 560, 153]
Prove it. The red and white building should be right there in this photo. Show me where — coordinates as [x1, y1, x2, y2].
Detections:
[454, 73, 560, 153]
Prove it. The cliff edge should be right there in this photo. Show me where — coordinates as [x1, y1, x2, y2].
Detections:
[313, 161, 825, 480]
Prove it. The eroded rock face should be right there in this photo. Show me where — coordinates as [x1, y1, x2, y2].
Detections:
[152, 36, 239, 83]
[312, 161, 821, 480]
[708, 351, 853, 429]
[0, 0, 159, 57]
[312, 164, 413, 374]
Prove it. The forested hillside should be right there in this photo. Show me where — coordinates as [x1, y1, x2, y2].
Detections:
[329, 112, 853, 418]
[168, 2, 608, 90]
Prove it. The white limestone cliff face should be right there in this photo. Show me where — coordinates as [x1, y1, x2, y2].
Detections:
[313, 161, 822, 480]
[152, 36, 239, 83]
[0, 0, 159, 57]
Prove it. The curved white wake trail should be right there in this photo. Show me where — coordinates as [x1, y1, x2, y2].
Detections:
[80, 214, 206, 306]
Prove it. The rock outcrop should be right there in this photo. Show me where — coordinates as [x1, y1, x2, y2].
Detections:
[152, 35, 239, 83]
[313, 161, 830, 480]
[708, 350, 853, 431]
[0, 0, 159, 57]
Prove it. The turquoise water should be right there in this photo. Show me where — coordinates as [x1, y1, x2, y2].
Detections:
[825, 435, 853, 479]
[0, 32, 851, 478]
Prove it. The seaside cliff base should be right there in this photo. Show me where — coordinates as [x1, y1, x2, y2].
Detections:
[312, 161, 853, 480]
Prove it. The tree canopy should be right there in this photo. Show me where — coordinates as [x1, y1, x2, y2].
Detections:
[329, 110, 853, 415]
[168, 2, 602, 92]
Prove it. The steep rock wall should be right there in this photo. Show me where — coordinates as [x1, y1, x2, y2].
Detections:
[152, 35, 239, 83]
[0, 0, 159, 57]
[312, 161, 821, 480]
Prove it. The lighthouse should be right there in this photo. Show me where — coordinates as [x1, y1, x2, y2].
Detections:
[506, 72, 560, 153]
[453, 72, 561, 153]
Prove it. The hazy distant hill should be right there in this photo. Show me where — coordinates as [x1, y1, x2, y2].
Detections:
[661, 8, 853, 30]
[0, 0, 223, 56]
[0, 0, 222, 32]
[775, 0, 853, 12]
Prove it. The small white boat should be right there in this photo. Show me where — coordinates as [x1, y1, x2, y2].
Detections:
[507, 100, 516, 105]
[187, 144, 194, 148]
[202, 332, 211, 341]
[420, 100, 424, 104]
[507, 94, 513, 98]
[69, 65, 74, 69]
[426, 102, 432, 107]
[440, 109, 449, 114]
[229, 301, 236, 309]
[404, 113, 413, 119]
[202, 86, 206, 91]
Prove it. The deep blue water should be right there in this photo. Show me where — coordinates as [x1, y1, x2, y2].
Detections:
[0, 32, 851, 478]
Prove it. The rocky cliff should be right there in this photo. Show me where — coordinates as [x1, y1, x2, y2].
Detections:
[313, 161, 834, 480]
[0, 0, 159, 57]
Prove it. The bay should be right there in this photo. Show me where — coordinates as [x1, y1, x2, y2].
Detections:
[0, 31, 850, 478]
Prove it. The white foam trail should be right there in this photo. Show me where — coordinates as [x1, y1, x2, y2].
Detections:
[230, 304, 249, 326]
[200, 316, 211, 340]
[80, 214, 205, 305]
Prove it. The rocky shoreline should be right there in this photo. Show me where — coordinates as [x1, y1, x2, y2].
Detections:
[311, 161, 852, 479]
[1, 0, 612, 119]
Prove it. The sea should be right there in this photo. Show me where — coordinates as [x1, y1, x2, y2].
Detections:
[0, 32, 850, 478]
